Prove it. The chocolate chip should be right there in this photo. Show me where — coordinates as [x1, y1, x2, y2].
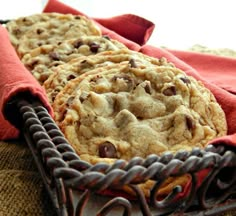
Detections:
[185, 116, 195, 130]
[129, 59, 137, 68]
[61, 110, 68, 121]
[66, 74, 76, 81]
[80, 59, 87, 64]
[103, 35, 111, 40]
[98, 141, 117, 158]
[80, 59, 93, 69]
[89, 42, 100, 53]
[27, 59, 39, 70]
[180, 77, 191, 84]
[51, 89, 60, 102]
[75, 16, 81, 19]
[49, 52, 60, 61]
[51, 62, 61, 67]
[79, 92, 89, 103]
[37, 41, 43, 46]
[90, 74, 101, 83]
[143, 82, 152, 94]
[163, 86, 176, 96]
[113, 98, 120, 113]
[36, 28, 44, 34]
[13, 28, 21, 36]
[73, 40, 83, 48]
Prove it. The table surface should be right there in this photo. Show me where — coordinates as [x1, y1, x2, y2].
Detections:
[1, 0, 236, 50]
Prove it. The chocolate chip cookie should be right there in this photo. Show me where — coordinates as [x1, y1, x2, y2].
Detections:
[6, 13, 62, 47]
[6, 12, 101, 57]
[44, 49, 172, 104]
[21, 36, 127, 84]
[54, 57, 227, 165]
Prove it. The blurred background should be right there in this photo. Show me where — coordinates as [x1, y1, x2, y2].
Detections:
[1, 0, 236, 50]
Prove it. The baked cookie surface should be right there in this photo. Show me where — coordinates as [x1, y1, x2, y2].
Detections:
[44, 49, 171, 103]
[54, 57, 227, 165]
[6, 12, 101, 57]
[21, 35, 127, 84]
[6, 13, 62, 47]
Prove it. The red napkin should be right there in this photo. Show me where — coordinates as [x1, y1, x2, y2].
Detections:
[0, 25, 53, 140]
[168, 49, 236, 94]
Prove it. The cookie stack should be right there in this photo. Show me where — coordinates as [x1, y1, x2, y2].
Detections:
[5, 12, 227, 197]
[5, 12, 227, 163]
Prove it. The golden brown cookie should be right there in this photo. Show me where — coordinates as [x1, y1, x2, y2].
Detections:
[6, 13, 63, 47]
[44, 49, 171, 104]
[54, 58, 227, 165]
[21, 36, 127, 84]
[6, 12, 101, 57]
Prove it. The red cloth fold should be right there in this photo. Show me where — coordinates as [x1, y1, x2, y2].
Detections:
[168, 49, 236, 94]
[0, 25, 53, 140]
[95, 14, 155, 46]
[43, 0, 155, 46]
